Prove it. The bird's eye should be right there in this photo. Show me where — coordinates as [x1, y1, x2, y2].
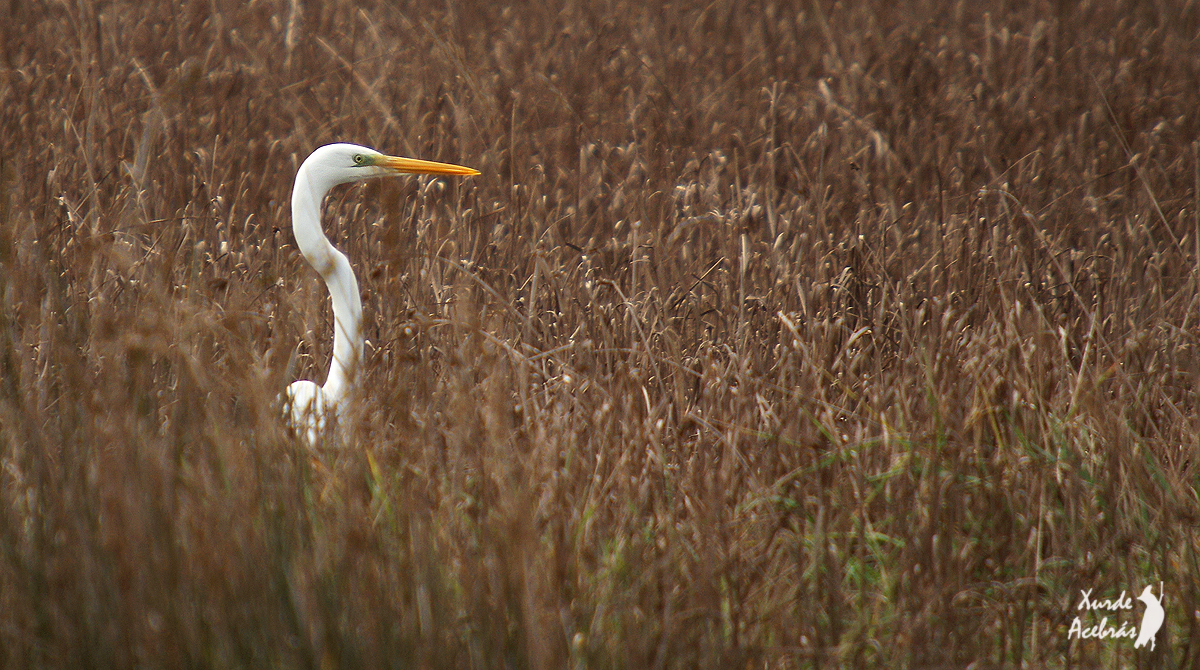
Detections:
[353, 154, 365, 165]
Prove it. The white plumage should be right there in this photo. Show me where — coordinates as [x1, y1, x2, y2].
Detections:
[283, 143, 478, 443]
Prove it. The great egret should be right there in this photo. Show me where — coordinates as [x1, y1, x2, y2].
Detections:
[285, 143, 479, 443]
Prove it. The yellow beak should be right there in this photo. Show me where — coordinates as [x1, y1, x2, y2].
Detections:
[377, 155, 480, 176]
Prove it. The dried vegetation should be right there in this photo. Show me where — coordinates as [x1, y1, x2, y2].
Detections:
[1, 0, 1198, 667]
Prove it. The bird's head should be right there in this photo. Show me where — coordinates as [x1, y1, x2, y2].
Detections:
[302, 143, 480, 188]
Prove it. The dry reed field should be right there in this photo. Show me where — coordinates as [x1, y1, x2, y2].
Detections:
[2, 0, 1199, 667]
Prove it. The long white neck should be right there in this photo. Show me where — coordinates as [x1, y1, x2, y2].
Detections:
[291, 163, 363, 409]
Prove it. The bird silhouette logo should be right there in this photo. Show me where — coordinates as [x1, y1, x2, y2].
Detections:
[1134, 584, 1164, 651]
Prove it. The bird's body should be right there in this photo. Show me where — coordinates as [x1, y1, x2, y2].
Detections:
[284, 143, 478, 443]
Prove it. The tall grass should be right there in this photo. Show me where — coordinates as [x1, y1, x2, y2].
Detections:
[2, 0, 1198, 667]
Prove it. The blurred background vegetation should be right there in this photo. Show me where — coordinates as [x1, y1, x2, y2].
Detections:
[1, 0, 1198, 667]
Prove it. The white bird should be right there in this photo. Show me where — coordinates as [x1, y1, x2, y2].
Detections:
[1134, 583, 1164, 651]
[284, 143, 478, 443]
